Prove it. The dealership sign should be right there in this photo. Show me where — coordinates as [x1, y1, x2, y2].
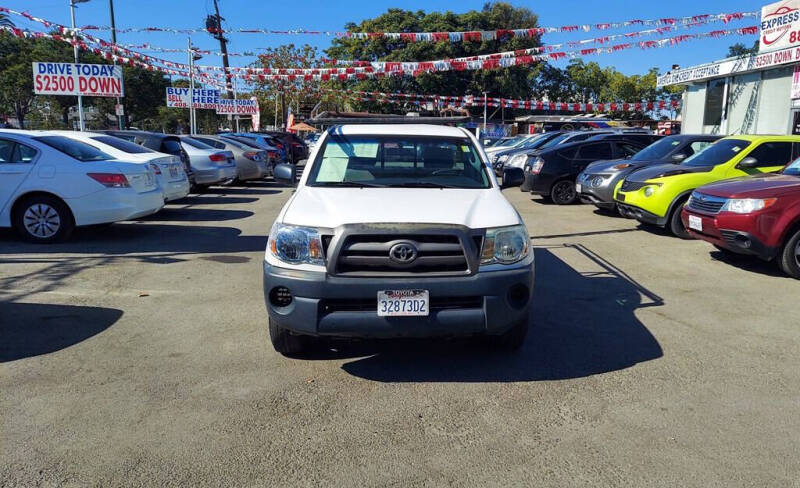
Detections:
[215, 98, 259, 115]
[657, 44, 800, 86]
[165, 87, 220, 109]
[32, 62, 124, 97]
[760, 0, 800, 52]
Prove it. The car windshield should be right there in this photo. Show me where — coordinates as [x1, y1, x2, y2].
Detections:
[35, 136, 113, 162]
[682, 139, 751, 167]
[784, 157, 800, 176]
[537, 133, 571, 149]
[91, 135, 154, 154]
[631, 137, 683, 161]
[181, 137, 214, 150]
[307, 135, 491, 189]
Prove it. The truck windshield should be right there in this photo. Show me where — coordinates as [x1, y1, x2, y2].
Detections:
[307, 135, 491, 189]
[682, 139, 750, 167]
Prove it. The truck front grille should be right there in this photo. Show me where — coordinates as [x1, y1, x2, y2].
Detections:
[336, 234, 469, 275]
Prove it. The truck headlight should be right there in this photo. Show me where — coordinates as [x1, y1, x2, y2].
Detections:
[481, 225, 530, 265]
[267, 223, 325, 265]
[721, 198, 777, 214]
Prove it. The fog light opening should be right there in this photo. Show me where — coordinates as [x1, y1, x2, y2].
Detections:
[507, 284, 530, 310]
[734, 235, 751, 249]
[269, 286, 293, 307]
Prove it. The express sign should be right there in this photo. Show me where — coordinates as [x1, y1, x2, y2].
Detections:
[760, 0, 800, 52]
[32, 62, 124, 97]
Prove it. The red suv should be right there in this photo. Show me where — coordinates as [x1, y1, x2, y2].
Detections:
[681, 158, 800, 278]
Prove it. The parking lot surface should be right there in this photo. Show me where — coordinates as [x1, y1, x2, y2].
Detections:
[2, 182, 800, 487]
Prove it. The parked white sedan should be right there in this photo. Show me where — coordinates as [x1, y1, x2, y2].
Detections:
[0, 130, 163, 243]
[46, 130, 190, 202]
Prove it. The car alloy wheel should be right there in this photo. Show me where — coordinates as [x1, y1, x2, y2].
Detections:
[795, 239, 800, 268]
[23, 203, 61, 239]
[551, 180, 576, 205]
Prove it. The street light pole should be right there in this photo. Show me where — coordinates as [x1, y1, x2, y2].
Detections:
[69, 0, 85, 131]
[108, 0, 124, 129]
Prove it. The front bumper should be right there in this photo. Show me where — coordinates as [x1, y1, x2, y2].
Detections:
[263, 260, 534, 339]
[578, 174, 618, 208]
[681, 209, 779, 260]
[616, 203, 666, 226]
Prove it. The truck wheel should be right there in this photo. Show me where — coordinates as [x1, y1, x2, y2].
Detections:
[12, 195, 74, 243]
[778, 229, 800, 279]
[550, 180, 577, 205]
[489, 319, 529, 351]
[668, 201, 691, 239]
[269, 319, 309, 356]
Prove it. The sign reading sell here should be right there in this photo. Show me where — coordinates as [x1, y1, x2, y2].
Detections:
[166, 87, 220, 109]
[32, 62, 124, 97]
[760, 0, 800, 52]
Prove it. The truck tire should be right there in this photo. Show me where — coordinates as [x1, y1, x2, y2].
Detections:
[269, 319, 309, 356]
[778, 228, 800, 279]
[489, 319, 529, 351]
[12, 194, 74, 243]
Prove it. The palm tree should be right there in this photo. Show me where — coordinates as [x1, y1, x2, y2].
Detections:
[0, 13, 14, 28]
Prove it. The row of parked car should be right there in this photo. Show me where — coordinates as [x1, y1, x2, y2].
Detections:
[0, 128, 308, 243]
[494, 131, 800, 279]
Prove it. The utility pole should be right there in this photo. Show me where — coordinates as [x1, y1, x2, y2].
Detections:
[68, 0, 85, 131]
[188, 37, 196, 135]
[108, 0, 124, 129]
[208, 0, 233, 99]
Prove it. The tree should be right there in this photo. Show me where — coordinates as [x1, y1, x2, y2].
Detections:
[322, 3, 541, 115]
[727, 41, 759, 57]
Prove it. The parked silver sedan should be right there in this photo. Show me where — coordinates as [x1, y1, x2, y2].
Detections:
[191, 134, 269, 181]
[177, 136, 237, 189]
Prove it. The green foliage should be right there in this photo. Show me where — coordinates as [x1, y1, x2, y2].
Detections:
[727, 41, 759, 57]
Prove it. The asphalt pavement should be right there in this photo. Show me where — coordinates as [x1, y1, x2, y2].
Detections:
[2, 181, 800, 487]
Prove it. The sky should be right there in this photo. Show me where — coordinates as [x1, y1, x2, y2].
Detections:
[4, 0, 763, 85]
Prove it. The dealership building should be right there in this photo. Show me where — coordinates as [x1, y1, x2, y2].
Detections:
[658, 1, 800, 136]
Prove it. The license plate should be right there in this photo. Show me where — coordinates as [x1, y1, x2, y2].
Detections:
[377, 290, 429, 317]
[688, 215, 703, 232]
[575, 183, 582, 193]
[169, 166, 178, 178]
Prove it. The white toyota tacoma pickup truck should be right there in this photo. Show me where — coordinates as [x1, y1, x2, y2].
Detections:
[263, 124, 534, 355]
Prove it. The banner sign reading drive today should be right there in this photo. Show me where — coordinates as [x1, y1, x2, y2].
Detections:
[165, 87, 220, 109]
[760, 0, 800, 52]
[32, 62, 124, 97]
[215, 98, 260, 115]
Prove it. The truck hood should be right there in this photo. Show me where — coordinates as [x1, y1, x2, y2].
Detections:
[698, 174, 800, 198]
[626, 163, 713, 182]
[281, 187, 521, 229]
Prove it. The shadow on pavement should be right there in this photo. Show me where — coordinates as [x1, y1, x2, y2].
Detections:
[0, 302, 122, 362]
[138, 207, 254, 222]
[327, 244, 663, 382]
[202, 187, 282, 196]
[175, 195, 259, 205]
[708, 250, 787, 278]
[0, 223, 266, 256]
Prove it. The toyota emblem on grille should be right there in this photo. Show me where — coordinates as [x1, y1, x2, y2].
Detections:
[389, 242, 418, 264]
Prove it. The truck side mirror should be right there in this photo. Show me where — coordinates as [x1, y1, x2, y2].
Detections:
[502, 167, 525, 188]
[274, 163, 297, 186]
[738, 156, 758, 169]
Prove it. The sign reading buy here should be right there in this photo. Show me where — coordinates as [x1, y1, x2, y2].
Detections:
[32, 62, 124, 97]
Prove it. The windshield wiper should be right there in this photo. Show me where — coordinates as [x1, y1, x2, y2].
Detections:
[316, 181, 386, 188]
[388, 182, 463, 189]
